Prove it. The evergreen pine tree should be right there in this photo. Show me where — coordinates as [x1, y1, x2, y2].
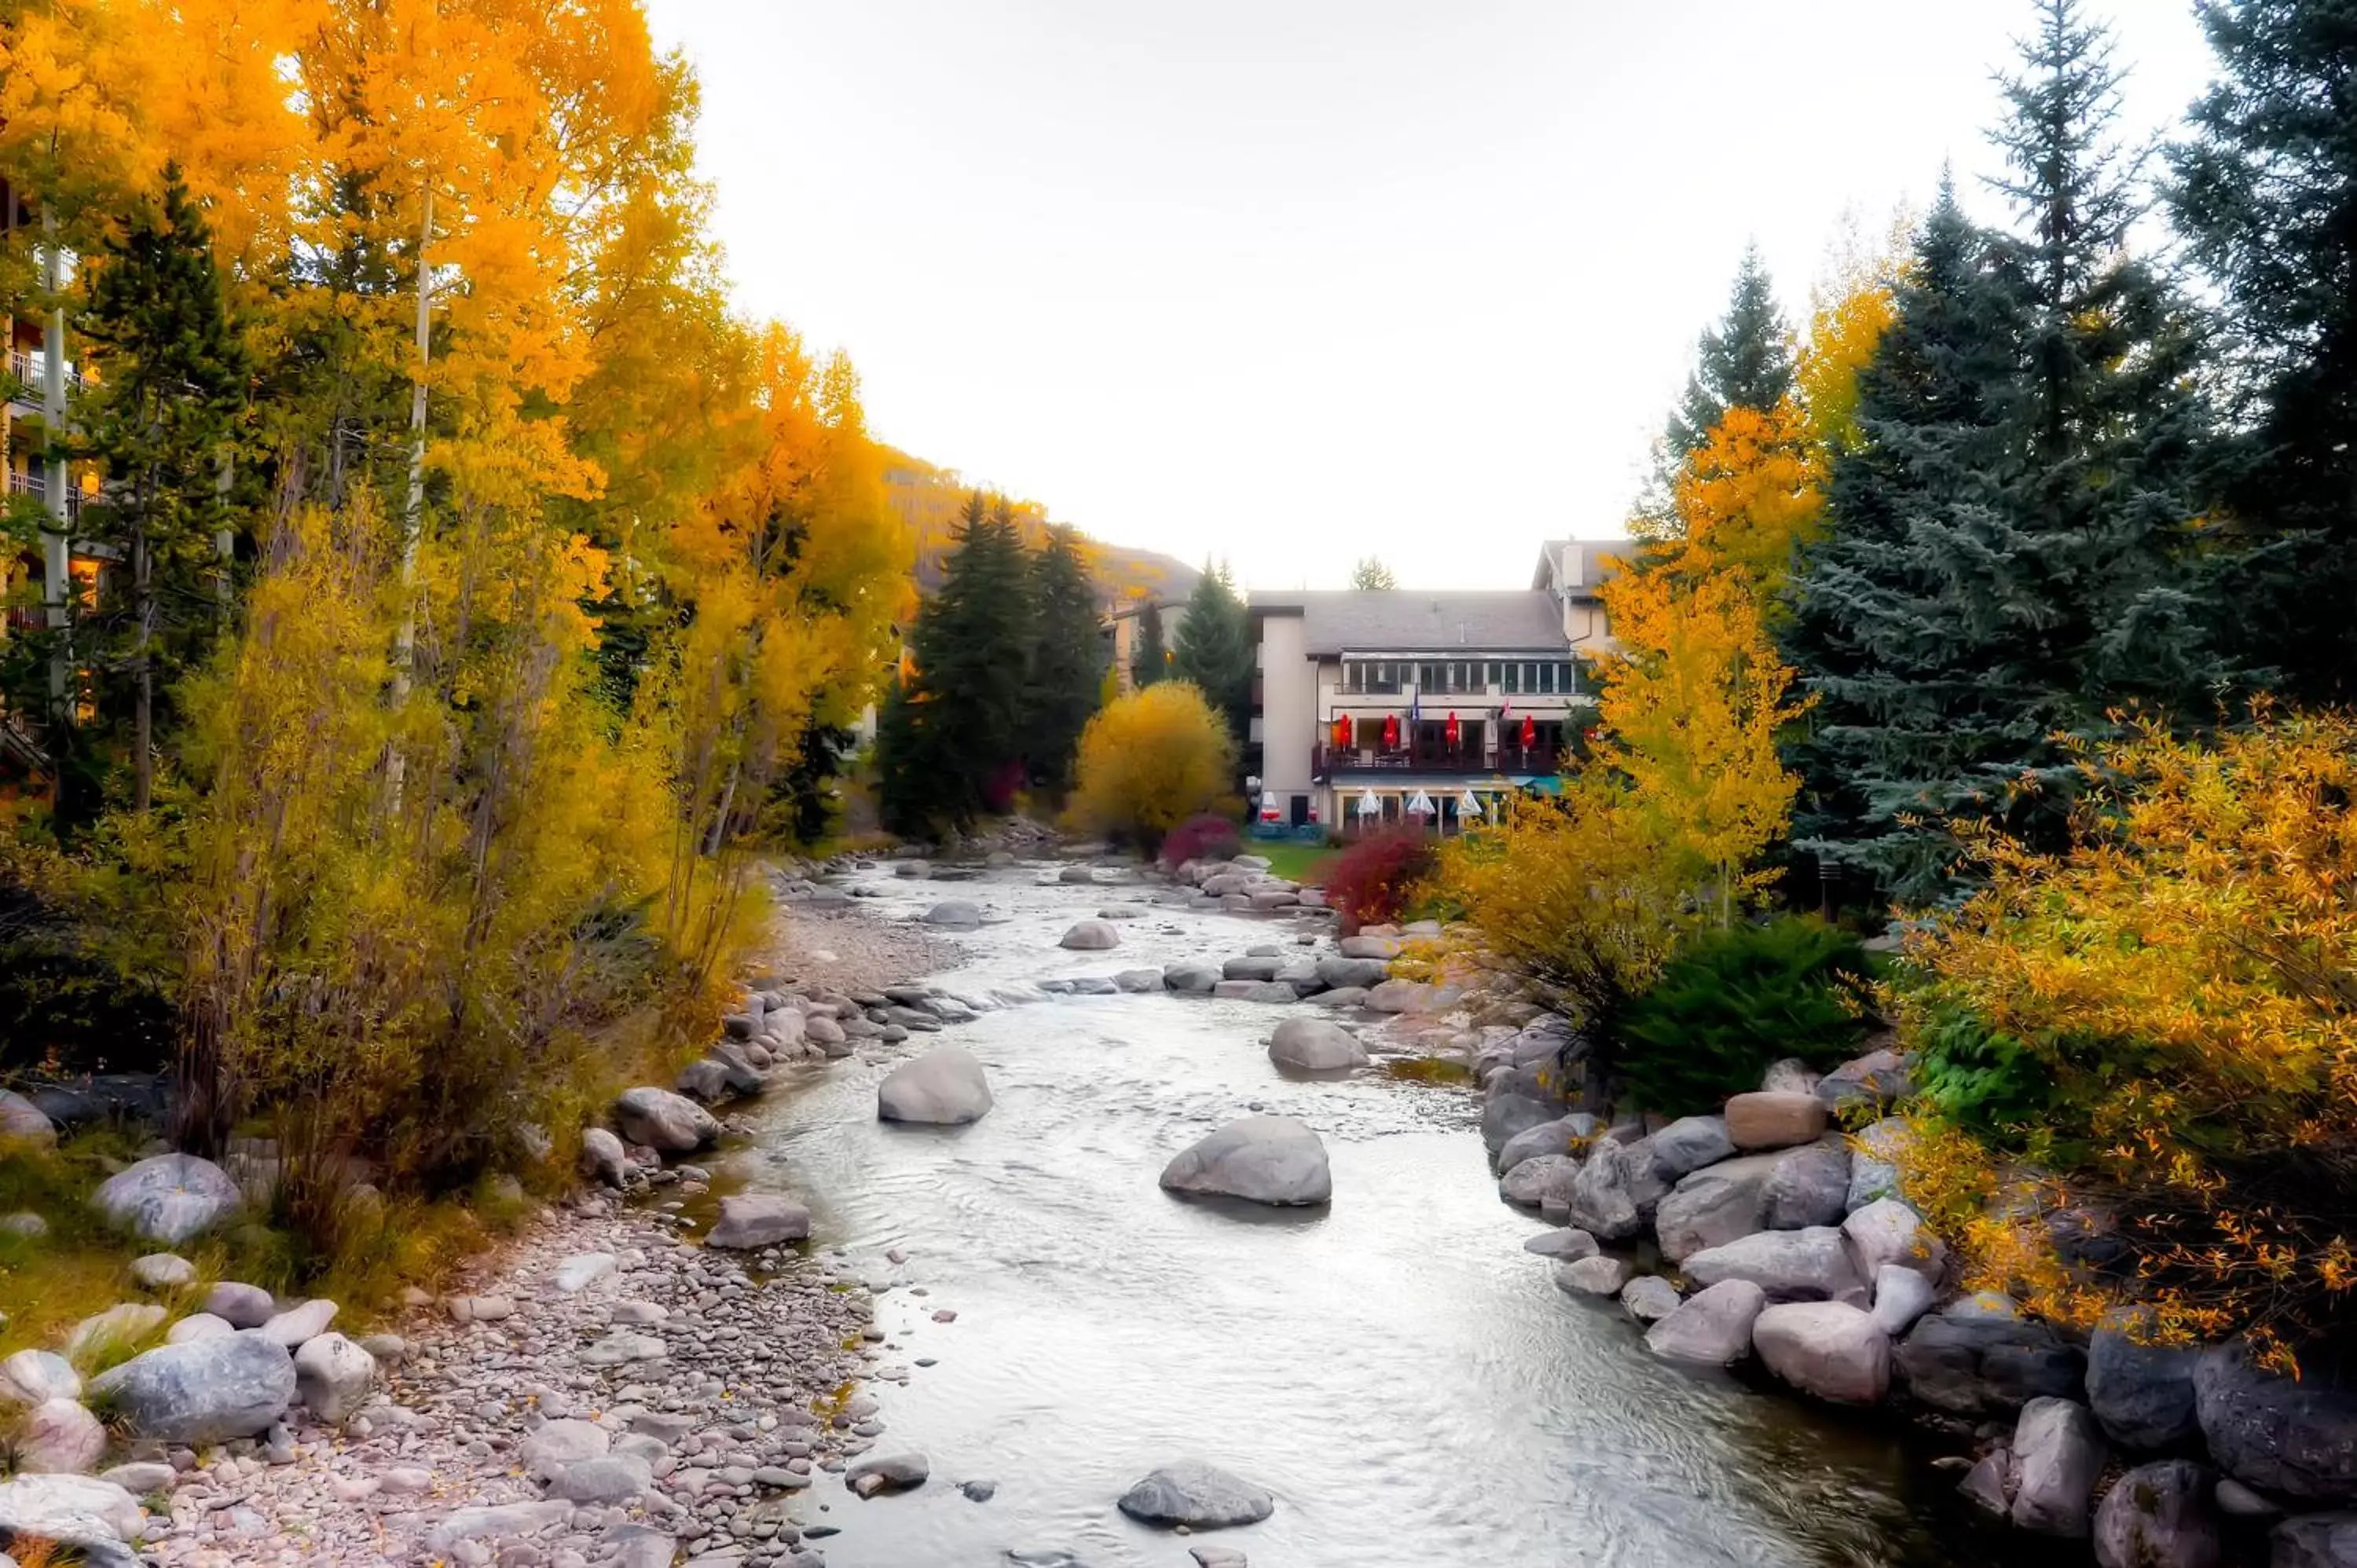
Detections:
[1022, 523, 1105, 792]
[2168, 0, 2357, 702]
[1171, 562, 1252, 747]
[1131, 600, 1168, 688]
[874, 491, 1035, 835]
[73, 165, 250, 816]
[1666, 243, 1796, 461]
[1783, 2, 2227, 906]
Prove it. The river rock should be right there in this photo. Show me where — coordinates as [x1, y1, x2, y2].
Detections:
[257, 1297, 335, 1347]
[1496, 1116, 1589, 1176]
[1523, 1227, 1600, 1260]
[1646, 1279, 1767, 1367]
[2091, 1460, 2220, 1568]
[877, 1044, 995, 1126]
[1337, 934, 1403, 960]
[1724, 1091, 1831, 1151]
[0, 1350, 78, 1409]
[291, 1332, 375, 1425]
[1164, 962, 1221, 995]
[1895, 1293, 2085, 1417]
[1567, 1137, 1670, 1242]
[1554, 1255, 1633, 1296]
[0, 1089, 57, 1149]
[1846, 1117, 1910, 1214]
[675, 1057, 731, 1101]
[848, 1453, 929, 1497]
[0, 1475, 145, 1568]
[2087, 1310, 2201, 1449]
[2012, 1396, 2108, 1537]
[1213, 980, 1299, 1004]
[1059, 920, 1120, 951]
[1160, 1116, 1331, 1206]
[522, 1418, 610, 1481]
[1369, 978, 1455, 1013]
[1761, 1138, 1850, 1229]
[89, 1332, 296, 1444]
[1190, 1548, 1249, 1568]
[1841, 1198, 1945, 1284]
[1961, 1449, 2015, 1515]
[580, 1126, 629, 1187]
[1681, 1225, 1864, 1304]
[1654, 1152, 1786, 1262]
[549, 1251, 617, 1293]
[1501, 1154, 1580, 1211]
[17, 1396, 106, 1473]
[1621, 1275, 1682, 1324]
[1267, 1018, 1367, 1073]
[128, 1253, 194, 1291]
[1816, 1048, 1912, 1112]
[1869, 1264, 1937, 1336]
[555, 1454, 652, 1504]
[2271, 1515, 2357, 1568]
[708, 1193, 811, 1248]
[1753, 1301, 1891, 1405]
[200, 1281, 274, 1329]
[1116, 968, 1164, 993]
[1116, 1460, 1274, 1528]
[1648, 1115, 1735, 1180]
[923, 900, 983, 929]
[90, 1155, 241, 1245]
[1316, 955, 1391, 990]
[614, 1086, 720, 1152]
[2194, 1343, 2357, 1501]
[1222, 956, 1282, 982]
[1482, 1094, 1566, 1160]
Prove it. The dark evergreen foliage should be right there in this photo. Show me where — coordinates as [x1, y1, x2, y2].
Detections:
[1615, 918, 1874, 1115]
[1666, 242, 1796, 461]
[1131, 599, 1168, 688]
[1021, 524, 1105, 792]
[1170, 562, 1252, 748]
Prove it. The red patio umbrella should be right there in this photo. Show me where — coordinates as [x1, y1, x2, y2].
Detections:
[1382, 713, 1401, 749]
[1445, 711, 1461, 749]
[1520, 713, 1538, 750]
[1332, 713, 1353, 748]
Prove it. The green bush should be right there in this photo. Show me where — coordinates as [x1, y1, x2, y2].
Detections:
[1614, 916, 1875, 1114]
[1905, 998, 2068, 1146]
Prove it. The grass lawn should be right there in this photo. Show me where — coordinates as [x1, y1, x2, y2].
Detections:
[1253, 840, 1338, 886]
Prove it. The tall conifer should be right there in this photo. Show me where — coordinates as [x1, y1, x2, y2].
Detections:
[1023, 523, 1105, 792]
[1131, 600, 1168, 688]
[1666, 244, 1796, 462]
[1171, 563, 1252, 748]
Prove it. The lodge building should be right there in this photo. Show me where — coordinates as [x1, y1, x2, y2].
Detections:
[1244, 539, 1630, 834]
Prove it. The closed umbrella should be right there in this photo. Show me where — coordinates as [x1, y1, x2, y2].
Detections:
[1458, 789, 1482, 818]
[1405, 790, 1435, 817]
[1355, 790, 1381, 818]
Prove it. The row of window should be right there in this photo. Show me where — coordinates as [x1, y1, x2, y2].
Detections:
[1338, 658, 1580, 696]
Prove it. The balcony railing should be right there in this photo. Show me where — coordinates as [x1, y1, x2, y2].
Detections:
[5, 349, 81, 404]
[5, 468, 81, 521]
[1315, 742, 1561, 777]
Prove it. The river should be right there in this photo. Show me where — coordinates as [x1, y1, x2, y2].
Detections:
[722, 861, 2045, 1568]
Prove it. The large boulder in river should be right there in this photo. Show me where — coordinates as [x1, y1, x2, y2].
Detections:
[1316, 955, 1391, 990]
[1116, 1460, 1275, 1528]
[614, 1087, 719, 1152]
[1163, 962, 1221, 995]
[1058, 919, 1120, 951]
[2086, 1309, 2201, 1450]
[1500, 1154, 1580, 1211]
[1495, 1115, 1595, 1177]
[90, 1154, 242, 1245]
[1895, 1293, 2085, 1418]
[1160, 1116, 1331, 1207]
[1482, 1093, 1565, 1160]
[1683, 1226, 1864, 1305]
[707, 1193, 811, 1249]
[1761, 1139, 1849, 1229]
[90, 1332, 296, 1444]
[2011, 1397, 2108, 1537]
[1267, 1018, 1367, 1074]
[922, 899, 983, 929]
[1566, 1138, 1669, 1242]
[2194, 1343, 2357, 1501]
[877, 1046, 994, 1125]
[1654, 1152, 1787, 1262]
[1646, 1279, 1767, 1367]
[1752, 1301, 1891, 1405]
[2091, 1460, 2220, 1568]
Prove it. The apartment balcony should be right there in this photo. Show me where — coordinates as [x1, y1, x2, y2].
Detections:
[1314, 742, 1560, 779]
[5, 350, 80, 409]
[5, 467, 81, 521]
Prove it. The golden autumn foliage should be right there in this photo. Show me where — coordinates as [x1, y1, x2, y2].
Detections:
[1664, 401, 1827, 592]
[1891, 712, 2357, 1365]
[1065, 682, 1235, 851]
[1795, 218, 1904, 454]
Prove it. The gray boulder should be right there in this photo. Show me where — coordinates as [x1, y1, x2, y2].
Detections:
[1212, 980, 1299, 1004]
[257, 1298, 335, 1347]
[18, 1396, 106, 1474]
[1222, 957, 1281, 982]
[1621, 1275, 1682, 1324]
[1761, 1139, 1850, 1229]
[90, 1154, 241, 1245]
[1681, 1226, 1864, 1304]
[1840, 1198, 1946, 1284]
[1316, 955, 1391, 990]
[130, 1253, 195, 1290]
[522, 1418, 609, 1481]
[2091, 1460, 2220, 1568]
[1060, 920, 1120, 951]
[877, 1045, 994, 1125]
[555, 1454, 652, 1504]
[1116, 1460, 1275, 1529]
[614, 1087, 719, 1152]
[90, 1332, 296, 1444]
[1566, 1137, 1669, 1242]
[1336, 934, 1404, 960]
[0, 1089, 57, 1149]
[1868, 1264, 1937, 1337]
[1500, 1154, 1580, 1211]
[1960, 1449, 2015, 1516]
[1894, 1293, 2086, 1417]
[2012, 1396, 2108, 1537]
[1482, 1094, 1567, 1160]
[706, 1194, 811, 1249]
[1845, 1116, 1911, 1214]
[1115, 969, 1164, 993]
[922, 900, 983, 928]
[1816, 1048, 1912, 1112]
[580, 1127, 629, 1187]
[1266, 1019, 1367, 1074]
[1160, 1117, 1331, 1207]
[2194, 1344, 2357, 1501]
[2087, 1310, 2201, 1450]
[2271, 1515, 2357, 1568]
[291, 1332, 375, 1425]
[1646, 1279, 1767, 1367]
[0, 1350, 79, 1407]
[1164, 962, 1221, 995]
[199, 1281, 273, 1329]
[847, 1452, 929, 1497]
[1647, 1115, 1734, 1180]
[1724, 1090, 1831, 1151]
[1654, 1152, 1786, 1262]
[1523, 1227, 1599, 1260]
[1496, 1115, 1591, 1176]
[1752, 1301, 1891, 1405]
[1555, 1255, 1633, 1295]
[0, 1475, 146, 1568]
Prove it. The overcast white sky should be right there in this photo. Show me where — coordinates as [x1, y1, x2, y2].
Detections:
[642, 1, 2216, 592]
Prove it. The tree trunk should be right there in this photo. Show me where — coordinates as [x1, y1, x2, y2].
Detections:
[40, 210, 71, 775]
[384, 187, 434, 809]
[133, 523, 152, 813]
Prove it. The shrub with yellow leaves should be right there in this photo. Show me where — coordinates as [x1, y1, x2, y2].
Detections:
[1065, 682, 1235, 855]
[1893, 709, 2357, 1365]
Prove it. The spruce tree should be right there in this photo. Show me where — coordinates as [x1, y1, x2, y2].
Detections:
[2168, 0, 2357, 702]
[1023, 523, 1105, 792]
[1131, 600, 1168, 688]
[1783, 2, 2226, 906]
[874, 491, 1035, 835]
[1171, 563, 1252, 747]
[1666, 243, 1795, 461]
[73, 165, 250, 816]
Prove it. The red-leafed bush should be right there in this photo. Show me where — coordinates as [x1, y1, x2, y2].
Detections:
[1325, 826, 1435, 934]
[1159, 812, 1242, 869]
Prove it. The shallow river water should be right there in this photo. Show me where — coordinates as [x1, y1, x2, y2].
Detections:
[728, 864, 2045, 1568]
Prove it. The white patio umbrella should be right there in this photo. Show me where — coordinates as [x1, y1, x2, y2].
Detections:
[1457, 789, 1483, 819]
[1354, 789, 1381, 818]
[1405, 789, 1435, 816]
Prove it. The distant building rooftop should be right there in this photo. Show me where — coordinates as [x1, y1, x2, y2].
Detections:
[1534, 538, 1637, 595]
[1248, 590, 1567, 655]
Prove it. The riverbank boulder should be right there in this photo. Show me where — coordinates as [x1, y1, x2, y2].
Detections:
[1267, 1018, 1367, 1073]
[707, 1193, 812, 1249]
[877, 1046, 994, 1126]
[1761, 1140, 1850, 1229]
[2271, 1515, 2357, 1568]
[1654, 1152, 1785, 1262]
[1724, 1091, 1830, 1151]
[0, 1474, 147, 1568]
[923, 900, 983, 928]
[1160, 1116, 1331, 1207]
[847, 1453, 929, 1497]
[1682, 1226, 1864, 1304]
[1116, 1460, 1275, 1529]
[1894, 1293, 2085, 1418]
[1317, 955, 1391, 990]
[2011, 1397, 2107, 1537]
[1555, 1255, 1633, 1296]
[2193, 1343, 2357, 1501]
[1648, 1115, 1735, 1181]
[1841, 1198, 1945, 1284]
[2091, 1460, 2220, 1568]
[291, 1333, 376, 1425]
[0, 1089, 57, 1149]
[1500, 1154, 1579, 1211]
[1164, 962, 1221, 995]
[615, 1088, 720, 1152]
[2086, 1310, 2201, 1450]
[1645, 1279, 1767, 1367]
[1496, 1115, 1593, 1177]
[1753, 1302, 1890, 1405]
[1059, 920, 1120, 951]
[90, 1332, 296, 1444]
[91, 1154, 242, 1245]
[1567, 1138, 1670, 1242]
[20, 1396, 106, 1473]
